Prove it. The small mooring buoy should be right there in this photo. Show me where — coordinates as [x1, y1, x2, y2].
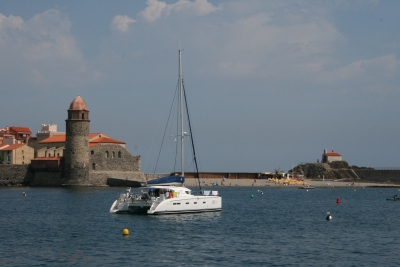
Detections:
[326, 212, 332, 221]
[122, 228, 129, 236]
[250, 194, 254, 198]
[336, 198, 340, 204]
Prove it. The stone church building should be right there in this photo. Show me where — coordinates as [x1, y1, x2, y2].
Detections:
[31, 95, 145, 186]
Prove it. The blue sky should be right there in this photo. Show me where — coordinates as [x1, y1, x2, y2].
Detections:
[1, 0, 399, 173]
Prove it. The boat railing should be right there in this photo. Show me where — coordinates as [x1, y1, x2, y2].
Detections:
[200, 190, 219, 196]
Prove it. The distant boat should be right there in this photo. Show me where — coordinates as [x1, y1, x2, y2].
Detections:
[386, 196, 400, 201]
[299, 184, 315, 189]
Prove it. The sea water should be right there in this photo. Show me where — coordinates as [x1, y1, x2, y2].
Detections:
[1, 186, 399, 266]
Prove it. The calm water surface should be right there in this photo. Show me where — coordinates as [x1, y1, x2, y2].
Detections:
[1, 186, 399, 266]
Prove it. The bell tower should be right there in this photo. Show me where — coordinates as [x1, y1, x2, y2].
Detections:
[63, 95, 90, 185]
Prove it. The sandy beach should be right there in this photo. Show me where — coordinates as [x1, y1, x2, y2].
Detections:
[184, 178, 400, 188]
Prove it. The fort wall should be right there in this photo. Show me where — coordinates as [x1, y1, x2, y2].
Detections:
[0, 165, 34, 186]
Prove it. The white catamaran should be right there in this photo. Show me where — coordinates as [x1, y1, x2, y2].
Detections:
[110, 50, 222, 215]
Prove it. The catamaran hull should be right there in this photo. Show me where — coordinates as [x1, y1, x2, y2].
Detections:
[147, 196, 222, 215]
[110, 199, 153, 214]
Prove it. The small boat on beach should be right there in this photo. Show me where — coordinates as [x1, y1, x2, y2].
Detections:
[299, 184, 315, 189]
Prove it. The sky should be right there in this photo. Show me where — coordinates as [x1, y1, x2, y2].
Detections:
[1, 0, 400, 173]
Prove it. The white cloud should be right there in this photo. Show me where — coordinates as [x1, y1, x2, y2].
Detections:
[329, 54, 399, 82]
[139, 0, 220, 23]
[0, 10, 101, 88]
[111, 15, 135, 32]
[0, 13, 24, 29]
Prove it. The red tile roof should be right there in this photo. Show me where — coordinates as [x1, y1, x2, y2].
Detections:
[326, 152, 341, 156]
[90, 137, 125, 144]
[9, 126, 32, 134]
[39, 133, 125, 145]
[31, 157, 61, 161]
[0, 144, 26, 150]
[38, 135, 66, 143]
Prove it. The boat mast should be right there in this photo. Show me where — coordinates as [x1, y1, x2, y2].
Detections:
[179, 49, 184, 177]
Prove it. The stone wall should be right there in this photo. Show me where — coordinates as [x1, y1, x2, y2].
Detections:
[354, 169, 400, 184]
[0, 165, 34, 186]
[90, 171, 145, 186]
[90, 144, 140, 172]
[89, 144, 145, 185]
[32, 171, 62, 186]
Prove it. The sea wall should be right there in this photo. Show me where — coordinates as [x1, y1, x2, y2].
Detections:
[32, 170, 62, 186]
[354, 169, 400, 183]
[90, 171, 146, 186]
[0, 165, 34, 186]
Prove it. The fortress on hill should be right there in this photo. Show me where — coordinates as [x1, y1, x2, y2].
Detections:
[0, 96, 145, 186]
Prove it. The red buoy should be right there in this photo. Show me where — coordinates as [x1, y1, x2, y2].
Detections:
[336, 198, 341, 203]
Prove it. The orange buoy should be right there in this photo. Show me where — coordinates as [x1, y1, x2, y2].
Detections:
[336, 198, 341, 203]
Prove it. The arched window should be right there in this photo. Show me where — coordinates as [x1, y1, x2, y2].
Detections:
[91, 150, 94, 155]
[105, 151, 109, 158]
[81, 113, 85, 120]
[92, 163, 96, 170]
[118, 151, 122, 158]
[112, 151, 115, 158]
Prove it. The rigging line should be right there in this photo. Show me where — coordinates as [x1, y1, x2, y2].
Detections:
[152, 81, 179, 175]
[143, 112, 163, 174]
[182, 80, 202, 191]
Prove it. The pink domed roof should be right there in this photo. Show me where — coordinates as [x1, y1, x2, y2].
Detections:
[69, 95, 88, 110]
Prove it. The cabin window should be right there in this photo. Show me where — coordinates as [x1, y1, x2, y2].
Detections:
[203, 202, 206, 204]
[118, 151, 122, 158]
[194, 202, 197, 204]
[186, 202, 189, 204]
[105, 151, 109, 158]
[92, 163, 96, 170]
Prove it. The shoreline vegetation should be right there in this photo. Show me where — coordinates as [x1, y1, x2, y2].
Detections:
[184, 178, 400, 188]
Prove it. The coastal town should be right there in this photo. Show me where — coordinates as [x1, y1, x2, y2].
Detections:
[1, 96, 399, 187]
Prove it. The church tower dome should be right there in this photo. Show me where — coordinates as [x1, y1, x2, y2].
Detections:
[63, 95, 90, 185]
